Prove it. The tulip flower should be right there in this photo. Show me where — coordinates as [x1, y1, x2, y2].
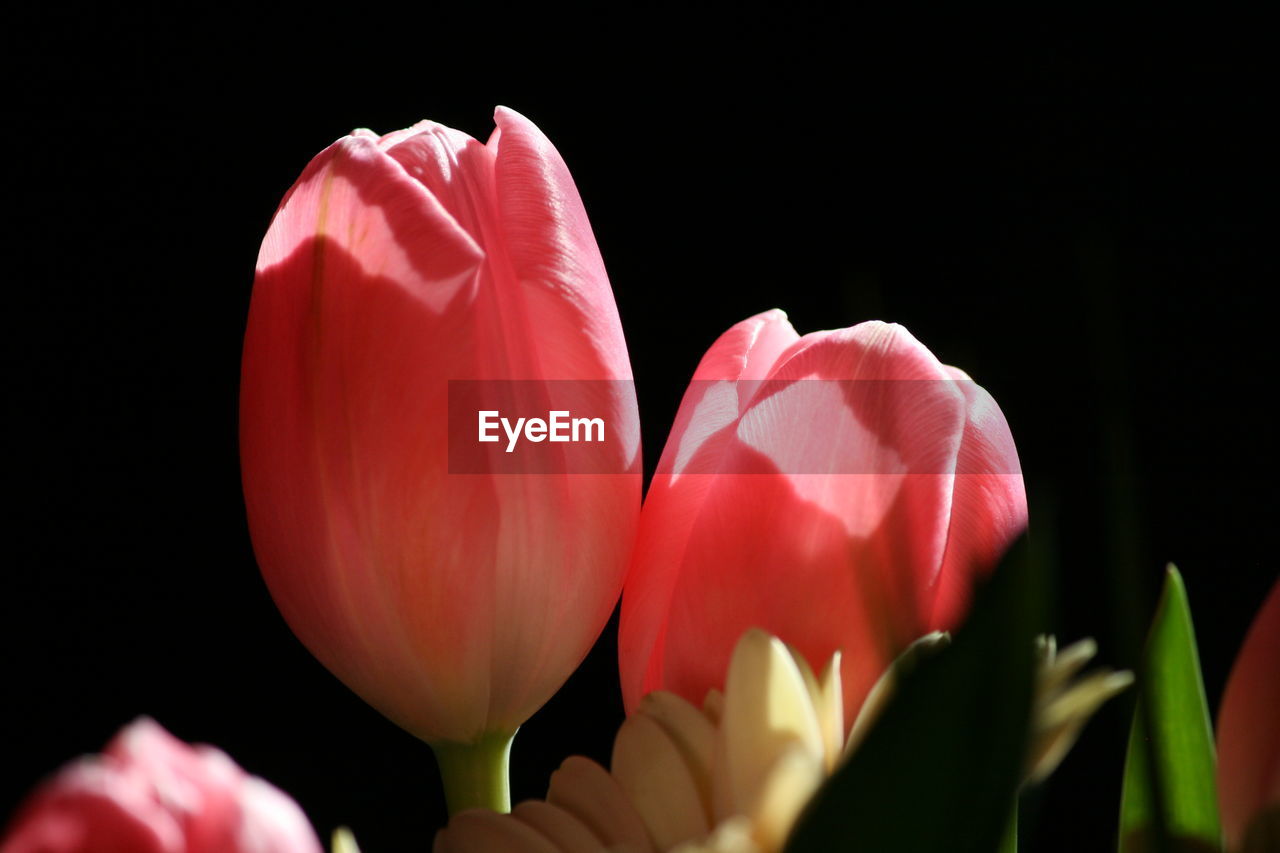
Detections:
[618, 310, 1026, 724]
[1217, 578, 1280, 851]
[0, 718, 322, 853]
[240, 108, 640, 811]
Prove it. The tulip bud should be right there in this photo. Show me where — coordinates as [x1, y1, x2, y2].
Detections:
[0, 718, 322, 853]
[240, 108, 640, 810]
[618, 310, 1026, 725]
[1217, 578, 1280, 852]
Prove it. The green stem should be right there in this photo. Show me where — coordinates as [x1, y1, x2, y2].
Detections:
[999, 796, 1018, 853]
[430, 731, 515, 815]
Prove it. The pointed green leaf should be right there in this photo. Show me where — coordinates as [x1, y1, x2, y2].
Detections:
[1118, 566, 1223, 852]
[784, 536, 1042, 853]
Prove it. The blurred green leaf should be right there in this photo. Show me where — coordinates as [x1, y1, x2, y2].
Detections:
[784, 536, 1041, 853]
[1118, 566, 1223, 853]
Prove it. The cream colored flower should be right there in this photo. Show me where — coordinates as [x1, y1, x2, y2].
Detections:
[333, 827, 361, 853]
[435, 629, 836, 853]
[434, 629, 1129, 853]
[1026, 635, 1133, 783]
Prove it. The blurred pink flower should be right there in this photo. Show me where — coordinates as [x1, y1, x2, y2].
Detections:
[1217, 577, 1280, 850]
[1, 718, 322, 853]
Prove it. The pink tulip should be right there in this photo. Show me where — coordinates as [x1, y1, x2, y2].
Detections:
[618, 310, 1026, 724]
[1217, 578, 1280, 850]
[240, 107, 639, 807]
[1, 718, 322, 853]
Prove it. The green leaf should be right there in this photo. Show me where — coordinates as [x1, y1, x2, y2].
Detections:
[784, 535, 1042, 853]
[1118, 566, 1223, 853]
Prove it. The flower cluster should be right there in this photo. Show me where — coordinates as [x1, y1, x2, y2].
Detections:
[437, 629, 845, 853]
[435, 628, 1133, 853]
[3, 108, 1273, 853]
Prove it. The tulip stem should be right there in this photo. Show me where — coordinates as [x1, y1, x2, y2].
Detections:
[998, 796, 1018, 853]
[431, 731, 515, 815]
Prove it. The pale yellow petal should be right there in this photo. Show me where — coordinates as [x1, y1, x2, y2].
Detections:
[1038, 637, 1097, 697]
[846, 631, 949, 756]
[783, 647, 842, 771]
[784, 643, 823, 711]
[1041, 669, 1133, 730]
[1028, 670, 1134, 783]
[1027, 717, 1091, 785]
[719, 629, 823, 820]
[1034, 634, 1057, 669]
[638, 691, 717, 812]
[332, 828, 361, 853]
[711, 728, 735, 825]
[750, 743, 824, 852]
[815, 652, 844, 771]
[846, 664, 893, 756]
[671, 816, 761, 853]
[547, 756, 656, 853]
[512, 800, 603, 853]
[702, 689, 725, 726]
[433, 809, 561, 853]
[612, 713, 711, 849]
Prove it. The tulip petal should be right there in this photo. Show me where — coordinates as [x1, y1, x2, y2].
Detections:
[928, 366, 1027, 629]
[490, 107, 635, 383]
[1217, 578, 1280, 849]
[256, 134, 483, 311]
[0, 760, 183, 853]
[674, 309, 802, 478]
[231, 777, 326, 853]
[691, 309, 801, 384]
[620, 312, 1029, 734]
[648, 322, 973, 727]
[243, 133, 500, 738]
[619, 310, 799, 712]
[106, 720, 245, 853]
[378, 122, 492, 245]
[244, 117, 640, 741]
[1, 720, 321, 853]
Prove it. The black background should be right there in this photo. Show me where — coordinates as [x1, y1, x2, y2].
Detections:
[7, 8, 1274, 851]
